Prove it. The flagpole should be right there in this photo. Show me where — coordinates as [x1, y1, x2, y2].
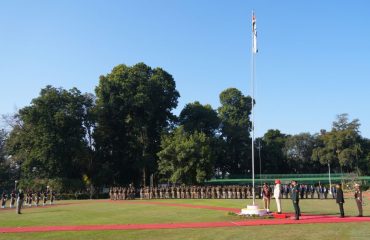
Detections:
[251, 10, 256, 206]
[241, 11, 266, 216]
[242, 11, 267, 216]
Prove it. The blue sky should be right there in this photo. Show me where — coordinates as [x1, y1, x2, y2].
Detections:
[1, 0, 369, 138]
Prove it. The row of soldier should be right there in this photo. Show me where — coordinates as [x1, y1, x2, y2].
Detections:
[109, 184, 336, 200]
[1, 189, 56, 210]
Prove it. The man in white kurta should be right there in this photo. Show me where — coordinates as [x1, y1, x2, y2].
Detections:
[274, 179, 282, 214]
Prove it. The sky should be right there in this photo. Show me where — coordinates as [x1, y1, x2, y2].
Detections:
[1, 0, 369, 138]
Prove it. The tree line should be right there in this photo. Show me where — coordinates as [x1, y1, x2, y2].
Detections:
[1, 63, 369, 192]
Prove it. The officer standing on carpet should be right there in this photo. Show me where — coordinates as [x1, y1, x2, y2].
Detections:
[335, 183, 345, 218]
[274, 179, 282, 214]
[354, 183, 363, 217]
[290, 180, 300, 220]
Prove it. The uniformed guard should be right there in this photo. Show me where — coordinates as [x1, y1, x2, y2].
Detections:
[284, 185, 289, 199]
[43, 190, 48, 206]
[324, 186, 328, 199]
[310, 185, 315, 199]
[300, 185, 305, 199]
[35, 191, 41, 207]
[290, 181, 300, 220]
[262, 183, 271, 212]
[235, 186, 240, 199]
[16, 189, 25, 214]
[1, 191, 7, 208]
[29, 191, 33, 207]
[50, 190, 55, 205]
[10, 191, 16, 208]
[354, 183, 363, 217]
[305, 184, 309, 199]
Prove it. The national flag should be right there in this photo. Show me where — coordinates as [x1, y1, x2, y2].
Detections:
[252, 13, 258, 53]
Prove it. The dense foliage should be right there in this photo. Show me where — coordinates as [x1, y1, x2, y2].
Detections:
[1, 63, 369, 191]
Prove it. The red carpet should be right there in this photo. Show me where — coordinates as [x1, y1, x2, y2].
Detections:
[1, 215, 370, 233]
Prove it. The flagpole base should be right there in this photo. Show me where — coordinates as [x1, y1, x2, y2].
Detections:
[240, 204, 269, 216]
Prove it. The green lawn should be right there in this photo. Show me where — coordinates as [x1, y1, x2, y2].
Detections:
[0, 197, 369, 240]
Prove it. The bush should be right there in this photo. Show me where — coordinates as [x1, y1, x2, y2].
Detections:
[56, 193, 109, 200]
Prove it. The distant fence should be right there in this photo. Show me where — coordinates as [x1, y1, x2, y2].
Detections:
[206, 174, 370, 185]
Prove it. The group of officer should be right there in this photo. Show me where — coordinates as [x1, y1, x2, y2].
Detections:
[1, 188, 56, 214]
[270, 180, 364, 220]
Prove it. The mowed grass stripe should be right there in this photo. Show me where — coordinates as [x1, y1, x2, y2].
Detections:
[0, 200, 236, 227]
[0, 222, 370, 240]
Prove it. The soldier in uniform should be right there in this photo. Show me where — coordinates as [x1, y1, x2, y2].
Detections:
[290, 181, 300, 220]
[43, 190, 48, 206]
[139, 187, 143, 200]
[310, 185, 315, 199]
[354, 183, 363, 217]
[300, 185, 305, 199]
[16, 189, 25, 214]
[284, 185, 289, 199]
[236, 186, 240, 199]
[246, 185, 250, 199]
[25, 191, 29, 207]
[10, 191, 16, 208]
[171, 186, 176, 199]
[175, 187, 180, 199]
[114, 187, 118, 200]
[159, 187, 163, 199]
[262, 183, 271, 212]
[1, 191, 7, 208]
[305, 185, 309, 199]
[35, 191, 41, 207]
[241, 186, 246, 199]
[324, 186, 328, 199]
[50, 190, 55, 205]
[331, 185, 336, 199]
[29, 191, 33, 207]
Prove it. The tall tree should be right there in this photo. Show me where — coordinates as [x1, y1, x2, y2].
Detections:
[179, 101, 220, 136]
[5, 86, 89, 181]
[94, 63, 179, 186]
[284, 133, 320, 173]
[0, 129, 10, 189]
[217, 88, 252, 175]
[157, 126, 214, 184]
[260, 129, 288, 174]
[312, 114, 363, 173]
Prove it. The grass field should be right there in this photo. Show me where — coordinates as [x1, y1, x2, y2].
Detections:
[0, 197, 369, 240]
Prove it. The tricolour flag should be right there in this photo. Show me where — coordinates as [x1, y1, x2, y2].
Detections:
[252, 13, 258, 53]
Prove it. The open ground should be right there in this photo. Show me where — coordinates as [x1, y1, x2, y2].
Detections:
[1, 195, 370, 240]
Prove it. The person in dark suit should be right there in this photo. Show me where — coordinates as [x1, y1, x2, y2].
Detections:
[335, 183, 345, 218]
[290, 180, 300, 220]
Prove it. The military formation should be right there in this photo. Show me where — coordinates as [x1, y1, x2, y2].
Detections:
[108, 184, 335, 201]
[110, 185, 258, 200]
[109, 181, 365, 219]
[1, 188, 56, 214]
